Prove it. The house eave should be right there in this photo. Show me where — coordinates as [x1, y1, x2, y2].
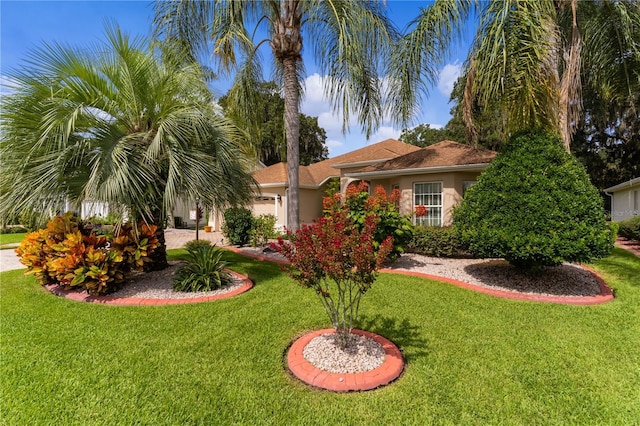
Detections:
[603, 177, 640, 193]
[345, 163, 491, 179]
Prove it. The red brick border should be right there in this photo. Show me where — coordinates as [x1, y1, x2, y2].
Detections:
[44, 269, 253, 306]
[228, 248, 614, 305]
[287, 328, 404, 392]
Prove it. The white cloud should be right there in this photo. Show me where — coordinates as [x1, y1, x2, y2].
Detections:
[325, 139, 344, 149]
[369, 126, 401, 142]
[437, 63, 461, 97]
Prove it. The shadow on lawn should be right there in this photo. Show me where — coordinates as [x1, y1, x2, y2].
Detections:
[357, 314, 430, 362]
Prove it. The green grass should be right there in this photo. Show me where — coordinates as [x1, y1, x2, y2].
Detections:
[0, 233, 26, 249]
[1, 248, 639, 425]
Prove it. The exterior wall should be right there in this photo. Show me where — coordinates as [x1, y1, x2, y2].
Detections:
[300, 187, 325, 226]
[370, 171, 484, 226]
[611, 183, 640, 221]
[251, 189, 286, 231]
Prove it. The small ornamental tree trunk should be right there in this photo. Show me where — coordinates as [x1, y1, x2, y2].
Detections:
[147, 206, 168, 271]
[273, 207, 394, 348]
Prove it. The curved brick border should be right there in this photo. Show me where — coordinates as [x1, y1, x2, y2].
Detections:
[287, 328, 404, 392]
[228, 247, 613, 305]
[380, 265, 613, 305]
[44, 269, 253, 306]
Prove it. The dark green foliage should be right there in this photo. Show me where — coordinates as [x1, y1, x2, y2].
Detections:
[250, 214, 278, 247]
[407, 226, 470, 258]
[617, 216, 640, 241]
[0, 227, 27, 234]
[172, 245, 232, 292]
[184, 239, 212, 252]
[453, 130, 615, 272]
[222, 207, 254, 246]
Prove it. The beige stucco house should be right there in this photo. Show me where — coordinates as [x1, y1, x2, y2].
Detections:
[241, 138, 496, 230]
[605, 177, 640, 221]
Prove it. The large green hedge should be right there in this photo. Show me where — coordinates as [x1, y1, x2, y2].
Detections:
[453, 130, 615, 272]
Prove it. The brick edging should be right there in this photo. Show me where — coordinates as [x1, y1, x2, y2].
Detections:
[287, 328, 404, 392]
[44, 269, 253, 306]
[227, 247, 613, 305]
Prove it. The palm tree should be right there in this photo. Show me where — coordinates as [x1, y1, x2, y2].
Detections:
[0, 25, 255, 269]
[153, 0, 398, 231]
[390, 0, 640, 151]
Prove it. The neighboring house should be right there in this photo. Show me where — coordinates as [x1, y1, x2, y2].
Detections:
[605, 177, 640, 221]
[244, 138, 496, 230]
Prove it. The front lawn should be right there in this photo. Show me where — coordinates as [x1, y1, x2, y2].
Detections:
[0, 232, 26, 249]
[1, 248, 638, 425]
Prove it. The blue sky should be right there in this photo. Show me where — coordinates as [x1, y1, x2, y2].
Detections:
[1, 0, 473, 157]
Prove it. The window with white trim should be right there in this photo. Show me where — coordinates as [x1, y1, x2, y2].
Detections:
[414, 182, 442, 227]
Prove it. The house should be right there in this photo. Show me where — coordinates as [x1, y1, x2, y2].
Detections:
[605, 177, 640, 221]
[240, 138, 496, 230]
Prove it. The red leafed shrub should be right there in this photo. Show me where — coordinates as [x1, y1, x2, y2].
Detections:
[16, 212, 159, 295]
[415, 205, 428, 217]
[272, 208, 393, 347]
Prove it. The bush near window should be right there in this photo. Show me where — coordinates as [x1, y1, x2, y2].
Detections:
[453, 129, 615, 273]
[250, 214, 278, 247]
[16, 213, 159, 294]
[407, 226, 470, 258]
[172, 244, 232, 292]
[324, 182, 413, 260]
[222, 207, 254, 246]
[617, 216, 640, 241]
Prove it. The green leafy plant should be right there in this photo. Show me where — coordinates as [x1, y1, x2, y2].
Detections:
[250, 214, 278, 247]
[453, 129, 615, 273]
[407, 226, 469, 258]
[172, 245, 232, 292]
[324, 182, 413, 260]
[15, 213, 159, 295]
[222, 207, 254, 246]
[273, 208, 394, 348]
[617, 216, 640, 242]
[184, 239, 212, 252]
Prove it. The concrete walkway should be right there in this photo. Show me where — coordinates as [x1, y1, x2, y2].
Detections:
[0, 229, 228, 273]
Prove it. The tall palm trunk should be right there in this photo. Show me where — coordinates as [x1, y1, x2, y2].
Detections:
[271, 0, 302, 231]
[283, 57, 301, 231]
[558, 0, 582, 152]
[148, 206, 169, 271]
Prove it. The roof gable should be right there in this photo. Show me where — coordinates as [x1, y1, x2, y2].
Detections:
[361, 140, 497, 172]
[252, 138, 420, 187]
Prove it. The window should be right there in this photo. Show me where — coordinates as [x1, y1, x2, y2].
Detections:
[414, 182, 442, 227]
[463, 181, 477, 197]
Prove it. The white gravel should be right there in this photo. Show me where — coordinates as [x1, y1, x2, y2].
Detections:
[303, 333, 386, 373]
[111, 261, 245, 299]
[386, 254, 601, 297]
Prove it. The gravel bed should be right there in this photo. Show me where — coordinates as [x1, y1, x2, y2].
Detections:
[387, 254, 601, 297]
[111, 261, 245, 299]
[303, 333, 386, 373]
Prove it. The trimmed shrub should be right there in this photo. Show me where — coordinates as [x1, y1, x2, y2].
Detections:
[222, 207, 254, 246]
[172, 244, 232, 292]
[618, 216, 640, 241]
[407, 226, 469, 258]
[0, 226, 27, 234]
[16, 213, 159, 294]
[453, 129, 615, 273]
[250, 214, 278, 247]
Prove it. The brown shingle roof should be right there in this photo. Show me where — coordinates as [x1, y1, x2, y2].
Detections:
[253, 138, 421, 187]
[359, 140, 497, 172]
